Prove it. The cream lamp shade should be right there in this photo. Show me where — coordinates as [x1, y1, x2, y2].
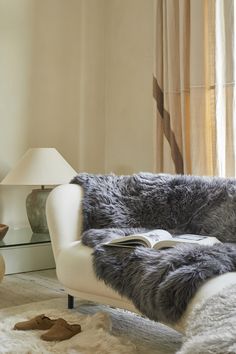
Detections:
[1, 148, 77, 186]
[1, 148, 77, 233]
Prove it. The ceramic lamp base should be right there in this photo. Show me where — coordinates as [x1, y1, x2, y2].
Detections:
[26, 188, 52, 234]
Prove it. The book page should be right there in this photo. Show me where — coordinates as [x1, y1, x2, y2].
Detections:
[107, 229, 173, 248]
[153, 234, 221, 250]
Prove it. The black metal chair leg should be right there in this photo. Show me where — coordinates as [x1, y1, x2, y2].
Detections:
[68, 294, 74, 309]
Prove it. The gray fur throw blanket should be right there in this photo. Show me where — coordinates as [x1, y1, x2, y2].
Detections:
[71, 173, 236, 325]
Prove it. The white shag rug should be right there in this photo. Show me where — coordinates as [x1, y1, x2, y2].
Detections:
[0, 298, 182, 354]
[176, 283, 236, 354]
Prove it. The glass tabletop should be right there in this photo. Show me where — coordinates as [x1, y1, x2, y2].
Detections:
[0, 227, 51, 248]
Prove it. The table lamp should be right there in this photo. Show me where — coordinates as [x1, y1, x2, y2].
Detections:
[0, 148, 77, 234]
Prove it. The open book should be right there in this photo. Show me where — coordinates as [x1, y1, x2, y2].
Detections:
[104, 229, 221, 250]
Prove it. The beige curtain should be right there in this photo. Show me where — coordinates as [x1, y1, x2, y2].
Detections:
[153, 0, 236, 176]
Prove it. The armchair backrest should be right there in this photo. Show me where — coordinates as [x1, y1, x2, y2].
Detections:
[70, 172, 236, 243]
[46, 184, 83, 260]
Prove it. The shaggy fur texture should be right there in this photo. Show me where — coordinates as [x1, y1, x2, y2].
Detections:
[177, 284, 236, 354]
[71, 173, 236, 324]
[0, 304, 136, 354]
[71, 172, 236, 241]
[0, 298, 182, 354]
[92, 243, 236, 324]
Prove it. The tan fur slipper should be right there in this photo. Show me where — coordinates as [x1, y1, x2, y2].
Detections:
[41, 318, 81, 342]
[14, 314, 57, 331]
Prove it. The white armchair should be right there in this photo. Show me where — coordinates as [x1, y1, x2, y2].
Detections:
[46, 183, 236, 333]
[46, 183, 138, 312]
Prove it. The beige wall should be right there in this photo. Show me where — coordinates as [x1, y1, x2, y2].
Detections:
[0, 0, 154, 227]
[104, 0, 154, 175]
[0, 0, 83, 227]
[78, 0, 106, 173]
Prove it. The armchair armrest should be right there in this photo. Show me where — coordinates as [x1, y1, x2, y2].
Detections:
[46, 184, 83, 261]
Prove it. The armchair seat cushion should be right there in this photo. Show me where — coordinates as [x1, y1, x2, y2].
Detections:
[56, 241, 135, 304]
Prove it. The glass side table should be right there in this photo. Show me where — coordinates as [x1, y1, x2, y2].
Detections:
[0, 227, 55, 274]
[0, 227, 51, 248]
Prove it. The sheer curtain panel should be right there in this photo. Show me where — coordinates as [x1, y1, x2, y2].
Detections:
[153, 0, 236, 177]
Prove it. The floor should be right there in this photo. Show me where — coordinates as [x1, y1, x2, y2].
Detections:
[0, 268, 183, 354]
[0, 268, 66, 309]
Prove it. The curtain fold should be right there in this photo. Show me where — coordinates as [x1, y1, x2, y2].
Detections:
[153, 0, 236, 177]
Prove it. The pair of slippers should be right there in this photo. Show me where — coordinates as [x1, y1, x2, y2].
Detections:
[13, 314, 81, 342]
